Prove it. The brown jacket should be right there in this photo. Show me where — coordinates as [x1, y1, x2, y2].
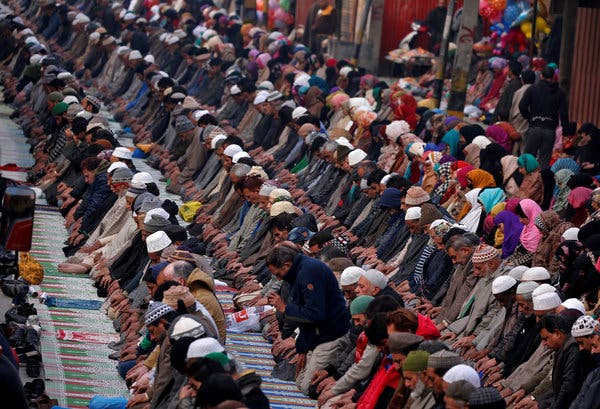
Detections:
[187, 268, 227, 342]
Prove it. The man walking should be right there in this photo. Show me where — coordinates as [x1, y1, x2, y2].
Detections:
[267, 244, 350, 394]
[519, 66, 569, 168]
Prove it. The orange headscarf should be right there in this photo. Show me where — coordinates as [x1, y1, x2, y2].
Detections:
[467, 169, 496, 188]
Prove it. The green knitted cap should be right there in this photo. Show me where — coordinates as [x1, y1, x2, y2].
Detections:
[402, 350, 430, 372]
[350, 295, 374, 315]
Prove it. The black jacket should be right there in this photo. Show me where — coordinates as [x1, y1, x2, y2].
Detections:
[519, 79, 569, 130]
[539, 337, 585, 409]
[284, 254, 350, 354]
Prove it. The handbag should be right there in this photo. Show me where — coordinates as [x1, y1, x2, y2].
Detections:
[19, 253, 44, 285]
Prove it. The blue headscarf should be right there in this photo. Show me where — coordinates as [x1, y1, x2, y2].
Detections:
[478, 188, 506, 214]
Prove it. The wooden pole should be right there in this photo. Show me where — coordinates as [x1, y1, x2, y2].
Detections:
[351, 0, 373, 66]
[529, 0, 538, 59]
[432, 0, 456, 108]
[559, 0, 577, 97]
[447, 0, 480, 118]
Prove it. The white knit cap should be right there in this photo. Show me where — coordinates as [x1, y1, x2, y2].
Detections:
[230, 85, 242, 95]
[516, 281, 539, 295]
[232, 151, 250, 164]
[223, 144, 242, 158]
[144, 54, 155, 64]
[336, 137, 354, 150]
[186, 337, 225, 360]
[571, 315, 597, 337]
[533, 292, 561, 311]
[562, 227, 580, 241]
[561, 298, 586, 314]
[508, 265, 529, 282]
[129, 50, 142, 60]
[270, 201, 298, 217]
[405, 207, 422, 221]
[170, 316, 206, 341]
[532, 283, 557, 298]
[112, 147, 133, 160]
[258, 80, 274, 91]
[492, 276, 517, 295]
[192, 110, 210, 121]
[146, 231, 172, 253]
[340, 266, 365, 286]
[292, 106, 308, 120]
[442, 364, 481, 388]
[347, 149, 368, 167]
[62, 95, 79, 105]
[144, 208, 170, 224]
[522, 267, 550, 282]
[166, 34, 179, 45]
[131, 171, 153, 185]
[210, 134, 227, 150]
[269, 188, 292, 202]
[107, 162, 128, 173]
[258, 183, 276, 197]
[362, 269, 387, 289]
[253, 90, 269, 105]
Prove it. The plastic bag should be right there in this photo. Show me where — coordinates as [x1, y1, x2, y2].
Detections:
[226, 306, 274, 333]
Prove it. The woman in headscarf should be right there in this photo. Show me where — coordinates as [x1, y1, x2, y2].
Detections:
[431, 162, 454, 204]
[552, 169, 574, 218]
[480, 143, 509, 187]
[494, 210, 524, 258]
[550, 157, 581, 174]
[532, 210, 573, 275]
[421, 150, 443, 193]
[463, 135, 491, 168]
[303, 86, 325, 119]
[478, 187, 506, 214]
[441, 119, 461, 157]
[480, 58, 508, 112]
[403, 142, 426, 184]
[379, 121, 409, 172]
[486, 124, 512, 153]
[566, 187, 593, 227]
[516, 198, 543, 253]
[459, 188, 484, 233]
[415, 110, 435, 140]
[467, 169, 496, 189]
[466, 59, 494, 106]
[516, 153, 543, 203]
[500, 154, 522, 197]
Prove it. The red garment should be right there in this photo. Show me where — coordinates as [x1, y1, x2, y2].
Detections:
[416, 314, 441, 339]
[480, 70, 507, 110]
[356, 355, 401, 409]
[355, 332, 368, 363]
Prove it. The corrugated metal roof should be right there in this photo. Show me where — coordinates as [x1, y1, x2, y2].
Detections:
[570, 7, 600, 124]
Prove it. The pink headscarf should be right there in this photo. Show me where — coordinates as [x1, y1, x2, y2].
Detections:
[518, 199, 543, 252]
[486, 125, 512, 152]
[568, 187, 593, 209]
[256, 53, 272, 69]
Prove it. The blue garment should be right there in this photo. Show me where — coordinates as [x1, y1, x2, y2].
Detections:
[125, 82, 149, 111]
[45, 296, 103, 310]
[89, 395, 128, 409]
[42, 14, 61, 39]
[283, 254, 350, 354]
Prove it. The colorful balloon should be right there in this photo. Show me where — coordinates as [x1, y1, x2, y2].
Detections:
[489, 0, 507, 12]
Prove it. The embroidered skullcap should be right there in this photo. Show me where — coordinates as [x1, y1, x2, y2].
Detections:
[533, 292, 561, 311]
[405, 206, 422, 221]
[522, 267, 551, 282]
[340, 266, 365, 286]
[472, 244, 500, 264]
[508, 266, 529, 282]
[443, 365, 481, 388]
[516, 281, 539, 295]
[144, 301, 175, 326]
[362, 269, 387, 289]
[492, 276, 517, 295]
[571, 315, 597, 337]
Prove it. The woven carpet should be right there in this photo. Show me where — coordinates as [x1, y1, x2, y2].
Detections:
[0, 103, 316, 408]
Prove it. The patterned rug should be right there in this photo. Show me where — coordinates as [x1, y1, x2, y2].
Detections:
[0, 104, 316, 409]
